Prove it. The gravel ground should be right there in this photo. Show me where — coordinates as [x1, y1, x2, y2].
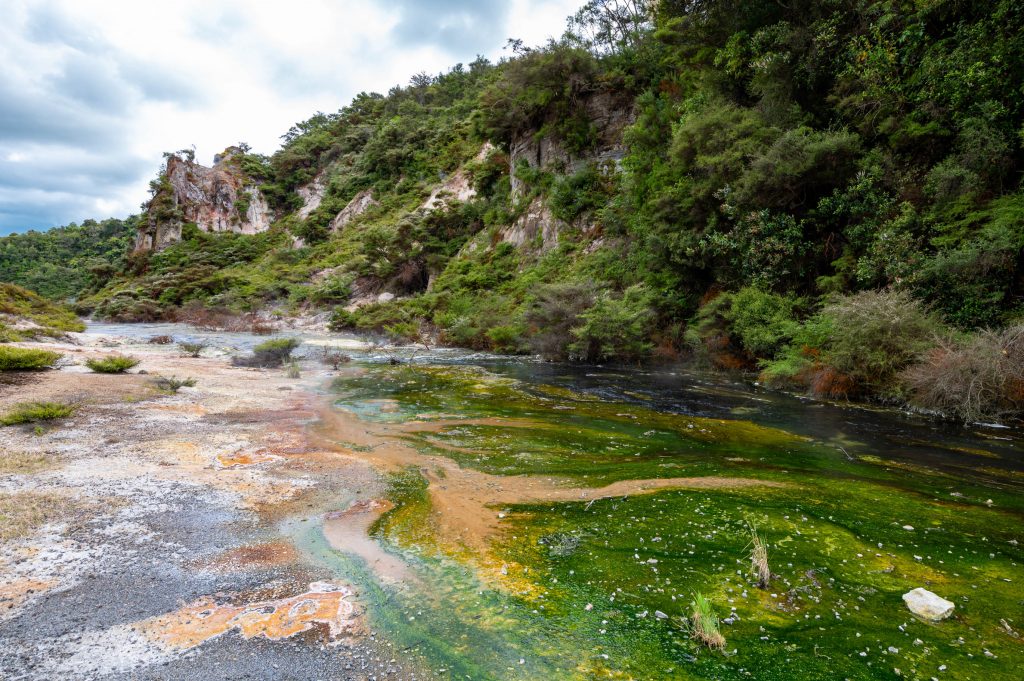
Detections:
[0, 334, 427, 680]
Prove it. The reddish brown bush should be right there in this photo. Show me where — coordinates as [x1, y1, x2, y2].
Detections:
[902, 326, 1024, 422]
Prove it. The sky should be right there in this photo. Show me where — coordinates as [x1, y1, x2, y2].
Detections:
[0, 0, 582, 235]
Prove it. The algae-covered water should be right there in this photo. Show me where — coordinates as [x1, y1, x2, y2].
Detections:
[316, 358, 1024, 680]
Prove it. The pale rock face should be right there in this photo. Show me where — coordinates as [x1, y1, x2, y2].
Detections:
[509, 91, 634, 200]
[134, 148, 271, 252]
[330, 189, 378, 231]
[421, 143, 494, 211]
[297, 172, 328, 219]
[903, 588, 955, 621]
[498, 197, 563, 252]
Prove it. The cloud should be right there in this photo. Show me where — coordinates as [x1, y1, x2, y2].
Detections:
[385, 0, 510, 54]
[0, 0, 580, 235]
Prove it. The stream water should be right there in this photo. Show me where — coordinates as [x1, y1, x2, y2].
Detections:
[88, 323, 1024, 679]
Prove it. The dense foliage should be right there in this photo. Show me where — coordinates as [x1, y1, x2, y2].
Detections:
[3, 0, 1023, 419]
[0, 218, 134, 300]
[0, 283, 85, 341]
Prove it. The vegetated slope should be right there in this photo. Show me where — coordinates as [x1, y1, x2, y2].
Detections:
[0, 218, 135, 301]
[76, 1, 1024, 417]
[0, 283, 85, 341]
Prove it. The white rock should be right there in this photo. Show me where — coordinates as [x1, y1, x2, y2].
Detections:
[903, 588, 955, 621]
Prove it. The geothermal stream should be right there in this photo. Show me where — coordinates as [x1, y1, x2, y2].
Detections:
[1, 323, 1022, 680]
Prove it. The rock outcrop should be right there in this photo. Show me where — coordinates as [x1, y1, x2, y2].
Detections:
[330, 190, 378, 232]
[296, 172, 328, 219]
[509, 92, 634, 200]
[134, 147, 272, 252]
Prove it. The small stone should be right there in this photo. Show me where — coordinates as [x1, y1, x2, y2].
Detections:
[903, 525, 915, 531]
[903, 588, 955, 621]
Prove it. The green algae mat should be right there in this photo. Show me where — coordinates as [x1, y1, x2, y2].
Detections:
[317, 363, 1024, 680]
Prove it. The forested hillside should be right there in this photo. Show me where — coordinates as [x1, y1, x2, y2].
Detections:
[0, 218, 134, 301]
[4, 0, 1024, 418]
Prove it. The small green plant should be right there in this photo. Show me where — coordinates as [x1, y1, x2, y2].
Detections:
[85, 355, 141, 373]
[748, 526, 772, 588]
[1, 401, 77, 426]
[153, 376, 197, 393]
[689, 592, 725, 649]
[286, 361, 301, 378]
[0, 346, 62, 371]
[178, 341, 207, 357]
[233, 337, 301, 368]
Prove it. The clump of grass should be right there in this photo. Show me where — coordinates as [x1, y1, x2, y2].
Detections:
[0, 451, 52, 474]
[85, 354, 140, 373]
[689, 592, 725, 649]
[233, 337, 301, 368]
[749, 526, 772, 588]
[147, 334, 173, 345]
[285, 361, 301, 378]
[0, 345, 62, 371]
[179, 341, 207, 357]
[153, 376, 196, 393]
[1, 401, 77, 426]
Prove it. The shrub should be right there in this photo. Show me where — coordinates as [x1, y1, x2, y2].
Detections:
[1, 401, 77, 426]
[569, 285, 655, 363]
[817, 290, 944, 392]
[902, 326, 1024, 422]
[234, 337, 301, 368]
[85, 355, 141, 374]
[528, 280, 593, 360]
[178, 342, 207, 357]
[0, 346, 62, 371]
[762, 290, 944, 398]
[153, 376, 196, 393]
[147, 335, 174, 345]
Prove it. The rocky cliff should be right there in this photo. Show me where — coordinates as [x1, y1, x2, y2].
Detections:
[134, 147, 271, 252]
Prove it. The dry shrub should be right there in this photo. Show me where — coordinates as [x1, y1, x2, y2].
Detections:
[749, 527, 772, 588]
[177, 303, 279, 335]
[902, 326, 1024, 422]
[805, 365, 856, 399]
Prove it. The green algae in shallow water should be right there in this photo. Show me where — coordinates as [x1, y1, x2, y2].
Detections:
[325, 364, 1024, 679]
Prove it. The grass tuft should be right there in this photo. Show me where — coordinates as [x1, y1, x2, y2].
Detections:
[85, 354, 140, 373]
[1, 401, 77, 426]
[689, 592, 725, 649]
[0, 345, 62, 371]
[749, 526, 772, 588]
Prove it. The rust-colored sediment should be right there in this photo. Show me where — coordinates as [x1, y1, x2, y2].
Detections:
[216, 450, 282, 468]
[201, 541, 299, 572]
[137, 582, 357, 650]
[322, 498, 415, 584]
[0, 578, 56, 616]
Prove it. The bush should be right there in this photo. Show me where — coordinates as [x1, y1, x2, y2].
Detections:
[85, 355, 141, 373]
[902, 326, 1024, 422]
[0, 346, 62, 371]
[153, 376, 197, 393]
[762, 290, 944, 398]
[147, 335, 173, 345]
[1, 401, 77, 426]
[569, 285, 655, 363]
[178, 342, 207, 357]
[525, 282, 596, 360]
[234, 337, 301, 368]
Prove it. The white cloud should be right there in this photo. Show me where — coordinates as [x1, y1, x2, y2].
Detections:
[0, 0, 580, 234]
